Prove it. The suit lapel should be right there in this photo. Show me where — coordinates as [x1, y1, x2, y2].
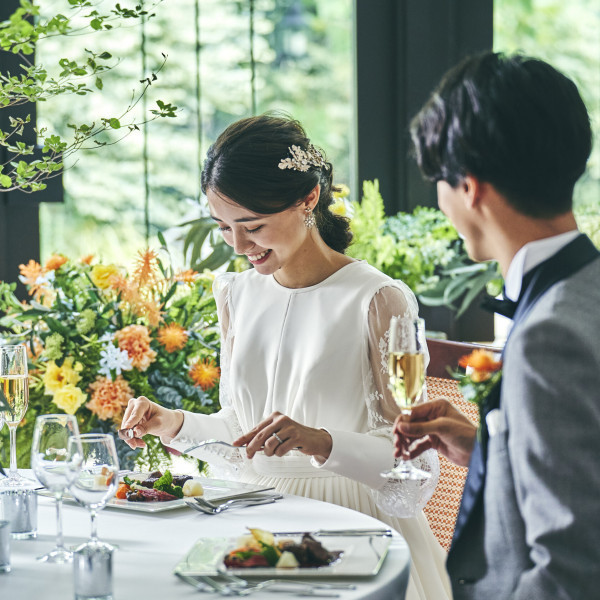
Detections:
[450, 234, 599, 552]
[451, 380, 501, 544]
[511, 234, 599, 328]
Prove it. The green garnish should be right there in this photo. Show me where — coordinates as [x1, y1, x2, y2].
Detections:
[153, 470, 183, 498]
[259, 541, 280, 567]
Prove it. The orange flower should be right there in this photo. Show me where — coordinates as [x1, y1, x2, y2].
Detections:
[87, 375, 134, 421]
[189, 358, 220, 390]
[80, 254, 94, 265]
[45, 254, 68, 271]
[157, 323, 188, 353]
[114, 324, 157, 371]
[19, 259, 49, 301]
[459, 349, 502, 382]
[174, 269, 199, 284]
[132, 248, 160, 288]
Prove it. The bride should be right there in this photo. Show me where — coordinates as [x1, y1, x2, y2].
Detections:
[121, 114, 451, 600]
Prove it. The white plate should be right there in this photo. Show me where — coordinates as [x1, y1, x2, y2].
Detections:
[38, 476, 273, 514]
[174, 533, 392, 577]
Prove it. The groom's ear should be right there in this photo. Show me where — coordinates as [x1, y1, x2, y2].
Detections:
[462, 175, 485, 210]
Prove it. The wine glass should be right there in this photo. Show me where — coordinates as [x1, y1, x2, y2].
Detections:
[381, 317, 431, 481]
[68, 434, 119, 551]
[31, 414, 83, 563]
[0, 345, 35, 489]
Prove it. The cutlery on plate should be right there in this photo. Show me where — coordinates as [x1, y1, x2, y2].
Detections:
[270, 528, 393, 537]
[206, 486, 277, 504]
[183, 439, 247, 454]
[176, 572, 341, 597]
[175, 571, 214, 592]
[183, 439, 300, 455]
[195, 491, 280, 508]
[185, 495, 282, 515]
[216, 571, 357, 591]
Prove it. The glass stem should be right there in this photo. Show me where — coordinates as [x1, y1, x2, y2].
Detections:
[8, 424, 18, 478]
[90, 509, 98, 543]
[399, 408, 412, 463]
[55, 492, 66, 550]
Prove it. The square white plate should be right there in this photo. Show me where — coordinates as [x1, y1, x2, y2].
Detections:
[38, 476, 273, 513]
[174, 533, 392, 577]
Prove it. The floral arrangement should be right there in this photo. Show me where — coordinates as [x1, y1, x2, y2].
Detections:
[453, 349, 502, 435]
[0, 243, 222, 470]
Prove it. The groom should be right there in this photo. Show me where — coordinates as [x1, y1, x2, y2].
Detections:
[394, 52, 600, 599]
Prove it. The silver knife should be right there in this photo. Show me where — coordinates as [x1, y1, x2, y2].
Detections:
[204, 486, 277, 503]
[270, 528, 393, 537]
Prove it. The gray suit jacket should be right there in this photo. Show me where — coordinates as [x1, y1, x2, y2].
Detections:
[448, 242, 600, 599]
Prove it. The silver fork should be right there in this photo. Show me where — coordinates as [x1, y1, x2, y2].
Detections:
[177, 572, 343, 597]
[183, 439, 245, 454]
[217, 571, 356, 592]
[187, 495, 282, 515]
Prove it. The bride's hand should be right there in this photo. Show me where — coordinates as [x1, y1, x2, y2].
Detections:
[233, 412, 333, 461]
[120, 396, 184, 449]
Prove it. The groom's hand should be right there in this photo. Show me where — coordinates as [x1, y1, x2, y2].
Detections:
[393, 399, 477, 467]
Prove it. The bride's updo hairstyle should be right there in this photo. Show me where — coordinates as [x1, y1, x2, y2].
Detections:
[201, 113, 352, 253]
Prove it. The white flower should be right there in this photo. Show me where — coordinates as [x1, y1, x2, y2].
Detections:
[98, 344, 133, 379]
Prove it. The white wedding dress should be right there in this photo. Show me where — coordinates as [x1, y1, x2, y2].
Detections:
[166, 261, 451, 600]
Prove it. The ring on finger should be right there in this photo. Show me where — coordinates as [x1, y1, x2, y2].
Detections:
[271, 432, 284, 444]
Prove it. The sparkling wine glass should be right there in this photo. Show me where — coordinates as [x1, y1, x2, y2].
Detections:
[0, 344, 35, 489]
[31, 414, 83, 563]
[381, 317, 431, 481]
[68, 434, 119, 551]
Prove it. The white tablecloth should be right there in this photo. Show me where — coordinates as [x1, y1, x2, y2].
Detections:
[0, 475, 410, 599]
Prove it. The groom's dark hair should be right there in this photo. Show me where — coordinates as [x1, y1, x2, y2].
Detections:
[410, 51, 592, 218]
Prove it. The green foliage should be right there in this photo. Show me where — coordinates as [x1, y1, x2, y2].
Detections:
[181, 216, 243, 273]
[0, 0, 177, 194]
[494, 0, 600, 210]
[347, 180, 503, 318]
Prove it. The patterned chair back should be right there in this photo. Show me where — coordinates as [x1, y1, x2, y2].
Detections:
[422, 338, 495, 550]
[423, 376, 479, 551]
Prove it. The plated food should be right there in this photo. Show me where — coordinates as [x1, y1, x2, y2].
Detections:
[116, 470, 204, 502]
[224, 528, 341, 569]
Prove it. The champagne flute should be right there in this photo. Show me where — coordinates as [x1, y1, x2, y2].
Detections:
[381, 317, 431, 481]
[0, 345, 35, 489]
[31, 414, 83, 563]
[68, 434, 119, 551]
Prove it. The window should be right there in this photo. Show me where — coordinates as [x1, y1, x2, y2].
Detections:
[494, 0, 600, 212]
[38, 0, 354, 263]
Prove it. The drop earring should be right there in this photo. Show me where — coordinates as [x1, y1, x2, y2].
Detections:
[304, 206, 316, 229]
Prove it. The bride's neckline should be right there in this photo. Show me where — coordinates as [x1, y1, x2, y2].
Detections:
[269, 260, 363, 292]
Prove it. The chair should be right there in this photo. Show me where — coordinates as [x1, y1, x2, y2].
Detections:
[421, 338, 492, 551]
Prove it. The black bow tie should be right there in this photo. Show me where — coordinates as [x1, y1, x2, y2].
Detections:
[481, 294, 518, 319]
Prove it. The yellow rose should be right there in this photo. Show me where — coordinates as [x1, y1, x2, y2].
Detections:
[90, 264, 120, 289]
[52, 384, 87, 415]
[329, 198, 348, 217]
[332, 183, 350, 199]
[43, 358, 81, 395]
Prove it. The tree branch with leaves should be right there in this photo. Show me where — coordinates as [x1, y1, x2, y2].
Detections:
[0, 0, 177, 193]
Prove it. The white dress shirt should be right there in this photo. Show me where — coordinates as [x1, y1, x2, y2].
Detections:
[504, 230, 580, 301]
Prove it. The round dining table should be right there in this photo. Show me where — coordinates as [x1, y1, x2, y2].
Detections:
[0, 474, 410, 600]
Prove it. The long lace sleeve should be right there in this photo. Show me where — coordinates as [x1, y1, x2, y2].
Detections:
[312, 281, 438, 514]
[165, 273, 245, 473]
[367, 284, 439, 518]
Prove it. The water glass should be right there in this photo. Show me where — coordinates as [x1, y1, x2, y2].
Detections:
[73, 546, 113, 600]
[0, 520, 10, 573]
[68, 434, 119, 551]
[0, 489, 38, 539]
[31, 414, 83, 563]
